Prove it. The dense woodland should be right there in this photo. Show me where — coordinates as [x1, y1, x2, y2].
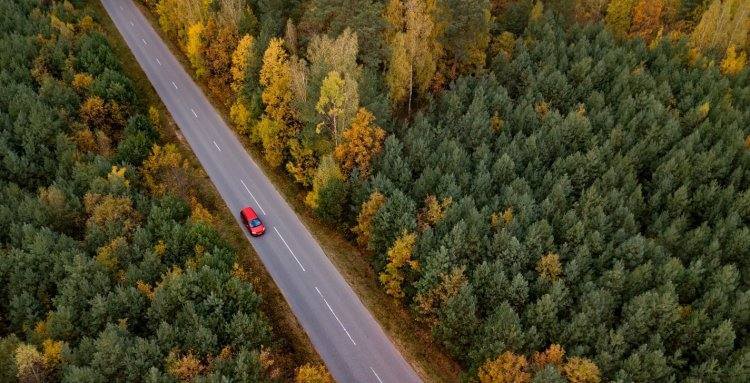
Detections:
[0, 1, 340, 382]
[141, 0, 750, 381]
[2, 0, 747, 381]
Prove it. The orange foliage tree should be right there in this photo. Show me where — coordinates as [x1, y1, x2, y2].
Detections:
[333, 108, 386, 177]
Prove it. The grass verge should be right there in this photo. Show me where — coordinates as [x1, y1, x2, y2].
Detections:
[87, 0, 321, 374]
[113, 1, 463, 381]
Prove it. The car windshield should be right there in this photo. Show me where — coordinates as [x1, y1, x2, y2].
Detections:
[249, 218, 262, 228]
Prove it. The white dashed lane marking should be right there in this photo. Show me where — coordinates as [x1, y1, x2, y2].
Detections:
[240, 180, 266, 215]
[315, 286, 356, 345]
[370, 367, 384, 383]
[275, 227, 306, 272]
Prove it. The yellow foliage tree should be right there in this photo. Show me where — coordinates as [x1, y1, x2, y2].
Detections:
[386, 0, 441, 112]
[353, 191, 386, 247]
[379, 231, 418, 299]
[80, 96, 107, 130]
[529, 0, 544, 23]
[691, 0, 749, 55]
[189, 196, 215, 225]
[256, 117, 286, 167]
[417, 195, 452, 230]
[186, 22, 206, 77]
[333, 108, 386, 177]
[478, 351, 531, 383]
[41, 339, 64, 367]
[231, 34, 255, 94]
[72, 73, 93, 94]
[84, 194, 138, 235]
[15, 344, 45, 383]
[562, 357, 601, 383]
[316, 71, 346, 143]
[148, 105, 161, 129]
[260, 38, 293, 123]
[605, 0, 636, 40]
[720, 45, 747, 75]
[304, 155, 343, 210]
[230, 101, 252, 133]
[294, 363, 333, 383]
[536, 252, 563, 281]
[96, 236, 128, 271]
[286, 138, 318, 187]
[142, 144, 194, 199]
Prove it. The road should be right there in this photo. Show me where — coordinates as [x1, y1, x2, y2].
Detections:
[100, 1, 422, 382]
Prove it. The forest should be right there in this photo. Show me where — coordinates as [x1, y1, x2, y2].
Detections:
[1, 0, 747, 382]
[140, 0, 750, 381]
[0, 1, 337, 382]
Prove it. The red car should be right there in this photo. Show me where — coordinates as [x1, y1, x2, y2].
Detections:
[240, 206, 265, 236]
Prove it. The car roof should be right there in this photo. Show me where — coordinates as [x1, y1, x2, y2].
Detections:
[241, 206, 258, 219]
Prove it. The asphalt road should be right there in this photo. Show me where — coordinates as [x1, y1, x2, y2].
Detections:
[100, 1, 422, 382]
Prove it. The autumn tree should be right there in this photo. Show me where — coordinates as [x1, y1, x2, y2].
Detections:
[605, 0, 636, 39]
[231, 34, 257, 95]
[531, 344, 565, 369]
[294, 363, 333, 383]
[305, 155, 344, 212]
[230, 34, 258, 132]
[142, 144, 195, 199]
[380, 231, 418, 298]
[316, 71, 346, 143]
[203, 19, 239, 95]
[255, 117, 286, 167]
[286, 138, 318, 186]
[386, 0, 441, 112]
[353, 191, 386, 247]
[304, 29, 360, 129]
[478, 351, 531, 383]
[573, 0, 610, 24]
[630, 0, 663, 41]
[720, 45, 747, 75]
[435, 0, 491, 79]
[417, 195, 452, 230]
[691, 0, 749, 54]
[536, 252, 562, 281]
[562, 357, 600, 383]
[333, 108, 386, 177]
[72, 73, 93, 94]
[15, 344, 46, 383]
[260, 38, 294, 123]
[186, 22, 206, 77]
[80, 96, 107, 130]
